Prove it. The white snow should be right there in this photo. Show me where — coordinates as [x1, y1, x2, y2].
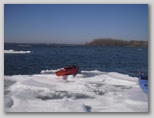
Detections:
[4, 50, 31, 54]
[4, 70, 148, 112]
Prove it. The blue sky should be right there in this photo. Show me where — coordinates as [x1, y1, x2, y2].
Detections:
[4, 4, 148, 44]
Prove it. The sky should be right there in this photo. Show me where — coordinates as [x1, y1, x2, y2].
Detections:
[4, 4, 148, 44]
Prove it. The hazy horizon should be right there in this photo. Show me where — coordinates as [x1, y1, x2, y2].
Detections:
[4, 4, 148, 44]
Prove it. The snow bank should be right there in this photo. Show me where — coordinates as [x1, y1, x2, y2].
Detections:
[4, 70, 148, 112]
[4, 50, 31, 54]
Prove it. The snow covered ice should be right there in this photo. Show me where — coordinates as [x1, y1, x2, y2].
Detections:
[4, 70, 148, 112]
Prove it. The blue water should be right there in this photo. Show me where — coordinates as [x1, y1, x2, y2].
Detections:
[4, 43, 148, 77]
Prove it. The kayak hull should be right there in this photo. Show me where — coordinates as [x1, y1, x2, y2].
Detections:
[55, 66, 79, 76]
[137, 71, 148, 94]
[138, 77, 148, 94]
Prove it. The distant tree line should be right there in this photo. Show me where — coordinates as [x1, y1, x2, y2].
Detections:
[85, 38, 148, 47]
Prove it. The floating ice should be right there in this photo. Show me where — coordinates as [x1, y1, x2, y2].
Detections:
[4, 50, 31, 54]
[4, 70, 148, 112]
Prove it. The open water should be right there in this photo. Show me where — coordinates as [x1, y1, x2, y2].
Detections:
[4, 43, 148, 77]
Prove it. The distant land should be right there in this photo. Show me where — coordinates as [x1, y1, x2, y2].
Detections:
[4, 42, 84, 46]
[4, 38, 148, 47]
[85, 38, 148, 47]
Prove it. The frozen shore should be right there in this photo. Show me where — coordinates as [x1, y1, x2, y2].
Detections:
[4, 70, 148, 112]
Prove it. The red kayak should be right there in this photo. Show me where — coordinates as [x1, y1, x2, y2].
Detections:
[55, 65, 79, 76]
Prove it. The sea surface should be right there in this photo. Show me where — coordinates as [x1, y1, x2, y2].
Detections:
[4, 43, 148, 77]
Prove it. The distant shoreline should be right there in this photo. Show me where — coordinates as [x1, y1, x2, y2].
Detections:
[85, 38, 148, 47]
[4, 42, 84, 46]
[4, 38, 148, 47]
